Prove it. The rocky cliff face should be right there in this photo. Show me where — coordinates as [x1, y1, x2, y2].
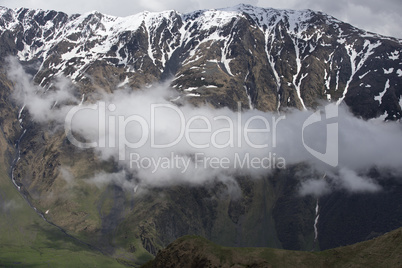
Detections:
[0, 4, 401, 264]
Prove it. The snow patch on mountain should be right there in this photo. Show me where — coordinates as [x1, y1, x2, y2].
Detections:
[375, 79, 390, 104]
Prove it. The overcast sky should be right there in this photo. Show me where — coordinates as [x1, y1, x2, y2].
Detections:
[0, 0, 401, 38]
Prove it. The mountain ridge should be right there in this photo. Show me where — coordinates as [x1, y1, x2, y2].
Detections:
[142, 227, 402, 268]
[0, 4, 401, 266]
[0, 4, 401, 116]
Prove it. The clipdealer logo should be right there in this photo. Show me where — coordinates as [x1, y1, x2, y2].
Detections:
[64, 102, 339, 172]
[302, 104, 338, 167]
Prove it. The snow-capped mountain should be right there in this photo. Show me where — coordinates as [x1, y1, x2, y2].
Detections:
[1, 4, 401, 118]
[0, 4, 402, 263]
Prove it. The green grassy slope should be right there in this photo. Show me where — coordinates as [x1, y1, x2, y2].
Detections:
[143, 226, 402, 268]
[0, 165, 129, 267]
[0, 130, 128, 267]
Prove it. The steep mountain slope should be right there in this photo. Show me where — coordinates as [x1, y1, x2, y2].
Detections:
[0, 4, 401, 115]
[0, 4, 401, 266]
[0, 113, 129, 267]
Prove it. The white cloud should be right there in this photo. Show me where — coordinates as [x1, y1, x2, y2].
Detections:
[7, 57, 78, 124]
[7, 59, 402, 196]
[336, 168, 381, 193]
[299, 167, 381, 197]
[299, 178, 331, 197]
